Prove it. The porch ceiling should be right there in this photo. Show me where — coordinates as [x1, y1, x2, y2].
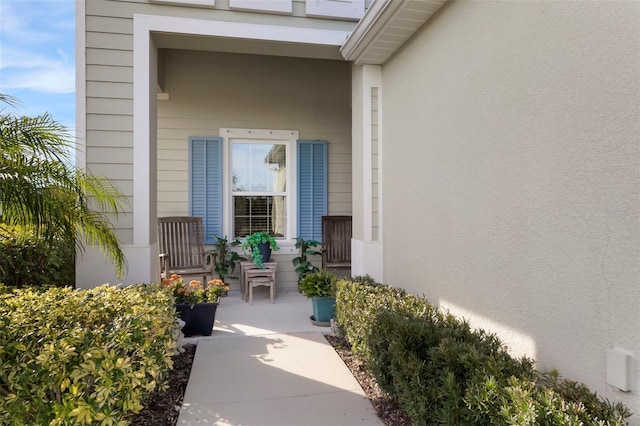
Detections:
[152, 32, 345, 61]
[341, 0, 447, 65]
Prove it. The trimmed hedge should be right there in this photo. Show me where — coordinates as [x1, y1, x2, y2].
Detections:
[370, 309, 535, 424]
[0, 284, 177, 425]
[335, 278, 632, 425]
[334, 275, 429, 359]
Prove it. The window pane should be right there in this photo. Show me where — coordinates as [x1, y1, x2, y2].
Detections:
[232, 143, 286, 192]
[233, 196, 286, 238]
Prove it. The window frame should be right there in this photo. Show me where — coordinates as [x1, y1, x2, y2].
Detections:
[221, 128, 299, 244]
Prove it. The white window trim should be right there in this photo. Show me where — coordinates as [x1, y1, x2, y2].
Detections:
[306, 0, 365, 20]
[150, 0, 214, 7]
[221, 128, 298, 250]
[230, 0, 292, 14]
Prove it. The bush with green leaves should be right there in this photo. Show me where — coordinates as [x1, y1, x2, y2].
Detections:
[334, 276, 429, 359]
[298, 269, 337, 299]
[369, 309, 535, 424]
[466, 371, 631, 425]
[0, 225, 74, 288]
[0, 284, 177, 425]
[334, 277, 632, 425]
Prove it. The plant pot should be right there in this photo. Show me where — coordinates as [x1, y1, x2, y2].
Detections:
[175, 302, 219, 337]
[257, 242, 272, 263]
[310, 315, 331, 327]
[311, 296, 335, 323]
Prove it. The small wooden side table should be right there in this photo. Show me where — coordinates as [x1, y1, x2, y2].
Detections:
[240, 261, 277, 301]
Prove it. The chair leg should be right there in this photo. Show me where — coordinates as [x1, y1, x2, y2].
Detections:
[270, 282, 274, 304]
[249, 284, 253, 305]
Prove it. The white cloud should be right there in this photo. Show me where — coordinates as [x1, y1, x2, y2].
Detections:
[2, 62, 75, 94]
[0, 1, 75, 95]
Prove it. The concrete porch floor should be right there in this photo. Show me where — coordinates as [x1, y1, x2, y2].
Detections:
[178, 289, 383, 425]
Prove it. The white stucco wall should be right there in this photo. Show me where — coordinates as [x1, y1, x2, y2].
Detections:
[381, 1, 640, 417]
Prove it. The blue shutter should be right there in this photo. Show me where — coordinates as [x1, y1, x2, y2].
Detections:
[297, 140, 328, 241]
[189, 137, 223, 244]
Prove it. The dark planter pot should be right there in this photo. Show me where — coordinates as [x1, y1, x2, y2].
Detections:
[175, 302, 219, 337]
[311, 296, 335, 323]
[257, 242, 272, 263]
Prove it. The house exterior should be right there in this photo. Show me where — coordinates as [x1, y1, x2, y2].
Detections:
[77, 0, 639, 418]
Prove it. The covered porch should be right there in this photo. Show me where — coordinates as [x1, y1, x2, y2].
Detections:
[77, 13, 383, 288]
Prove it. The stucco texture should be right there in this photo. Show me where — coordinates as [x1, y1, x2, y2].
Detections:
[381, 1, 640, 416]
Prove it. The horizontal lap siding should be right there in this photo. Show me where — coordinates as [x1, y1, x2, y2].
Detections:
[85, 2, 136, 242]
[157, 50, 351, 288]
[85, 0, 355, 248]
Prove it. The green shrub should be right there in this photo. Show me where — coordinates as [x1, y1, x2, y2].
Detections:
[0, 284, 177, 425]
[336, 277, 632, 425]
[0, 225, 75, 288]
[466, 372, 631, 425]
[334, 276, 429, 359]
[370, 310, 535, 425]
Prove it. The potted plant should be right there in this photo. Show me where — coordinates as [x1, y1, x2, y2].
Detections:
[209, 235, 245, 289]
[161, 274, 226, 337]
[298, 270, 337, 326]
[292, 237, 321, 285]
[242, 231, 280, 269]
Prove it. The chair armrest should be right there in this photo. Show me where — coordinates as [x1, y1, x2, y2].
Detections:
[158, 253, 170, 277]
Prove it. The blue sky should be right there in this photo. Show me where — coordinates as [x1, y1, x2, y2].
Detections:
[0, 0, 76, 130]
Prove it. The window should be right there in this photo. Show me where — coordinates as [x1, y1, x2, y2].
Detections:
[231, 142, 287, 238]
[189, 130, 327, 245]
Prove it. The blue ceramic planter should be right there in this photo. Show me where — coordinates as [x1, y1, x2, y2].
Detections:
[312, 296, 335, 323]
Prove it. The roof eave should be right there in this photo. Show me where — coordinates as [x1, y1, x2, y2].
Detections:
[341, 0, 447, 66]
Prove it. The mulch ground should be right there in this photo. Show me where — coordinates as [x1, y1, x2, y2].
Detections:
[129, 335, 410, 425]
[126, 344, 196, 426]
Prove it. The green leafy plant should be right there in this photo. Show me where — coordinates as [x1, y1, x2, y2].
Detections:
[334, 276, 428, 359]
[209, 235, 245, 281]
[241, 231, 279, 269]
[0, 224, 75, 288]
[0, 284, 176, 425]
[333, 277, 631, 425]
[160, 274, 226, 306]
[298, 270, 337, 299]
[0, 93, 126, 278]
[292, 237, 321, 284]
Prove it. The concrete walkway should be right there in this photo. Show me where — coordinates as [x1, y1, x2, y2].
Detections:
[177, 289, 383, 425]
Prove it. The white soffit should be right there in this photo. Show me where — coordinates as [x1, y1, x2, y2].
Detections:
[138, 14, 351, 60]
[341, 0, 447, 65]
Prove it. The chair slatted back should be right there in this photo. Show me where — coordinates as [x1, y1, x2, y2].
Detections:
[322, 215, 352, 270]
[158, 217, 206, 271]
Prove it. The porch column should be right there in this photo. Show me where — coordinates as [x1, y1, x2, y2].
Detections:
[75, 17, 160, 287]
[130, 16, 160, 284]
[351, 64, 383, 282]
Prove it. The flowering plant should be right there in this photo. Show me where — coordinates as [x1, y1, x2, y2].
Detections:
[160, 274, 227, 306]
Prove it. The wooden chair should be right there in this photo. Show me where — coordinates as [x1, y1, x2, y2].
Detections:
[158, 216, 212, 283]
[321, 215, 352, 271]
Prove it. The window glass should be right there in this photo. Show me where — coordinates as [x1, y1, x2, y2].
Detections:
[233, 195, 286, 237]
[231, 142, 287, 238]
